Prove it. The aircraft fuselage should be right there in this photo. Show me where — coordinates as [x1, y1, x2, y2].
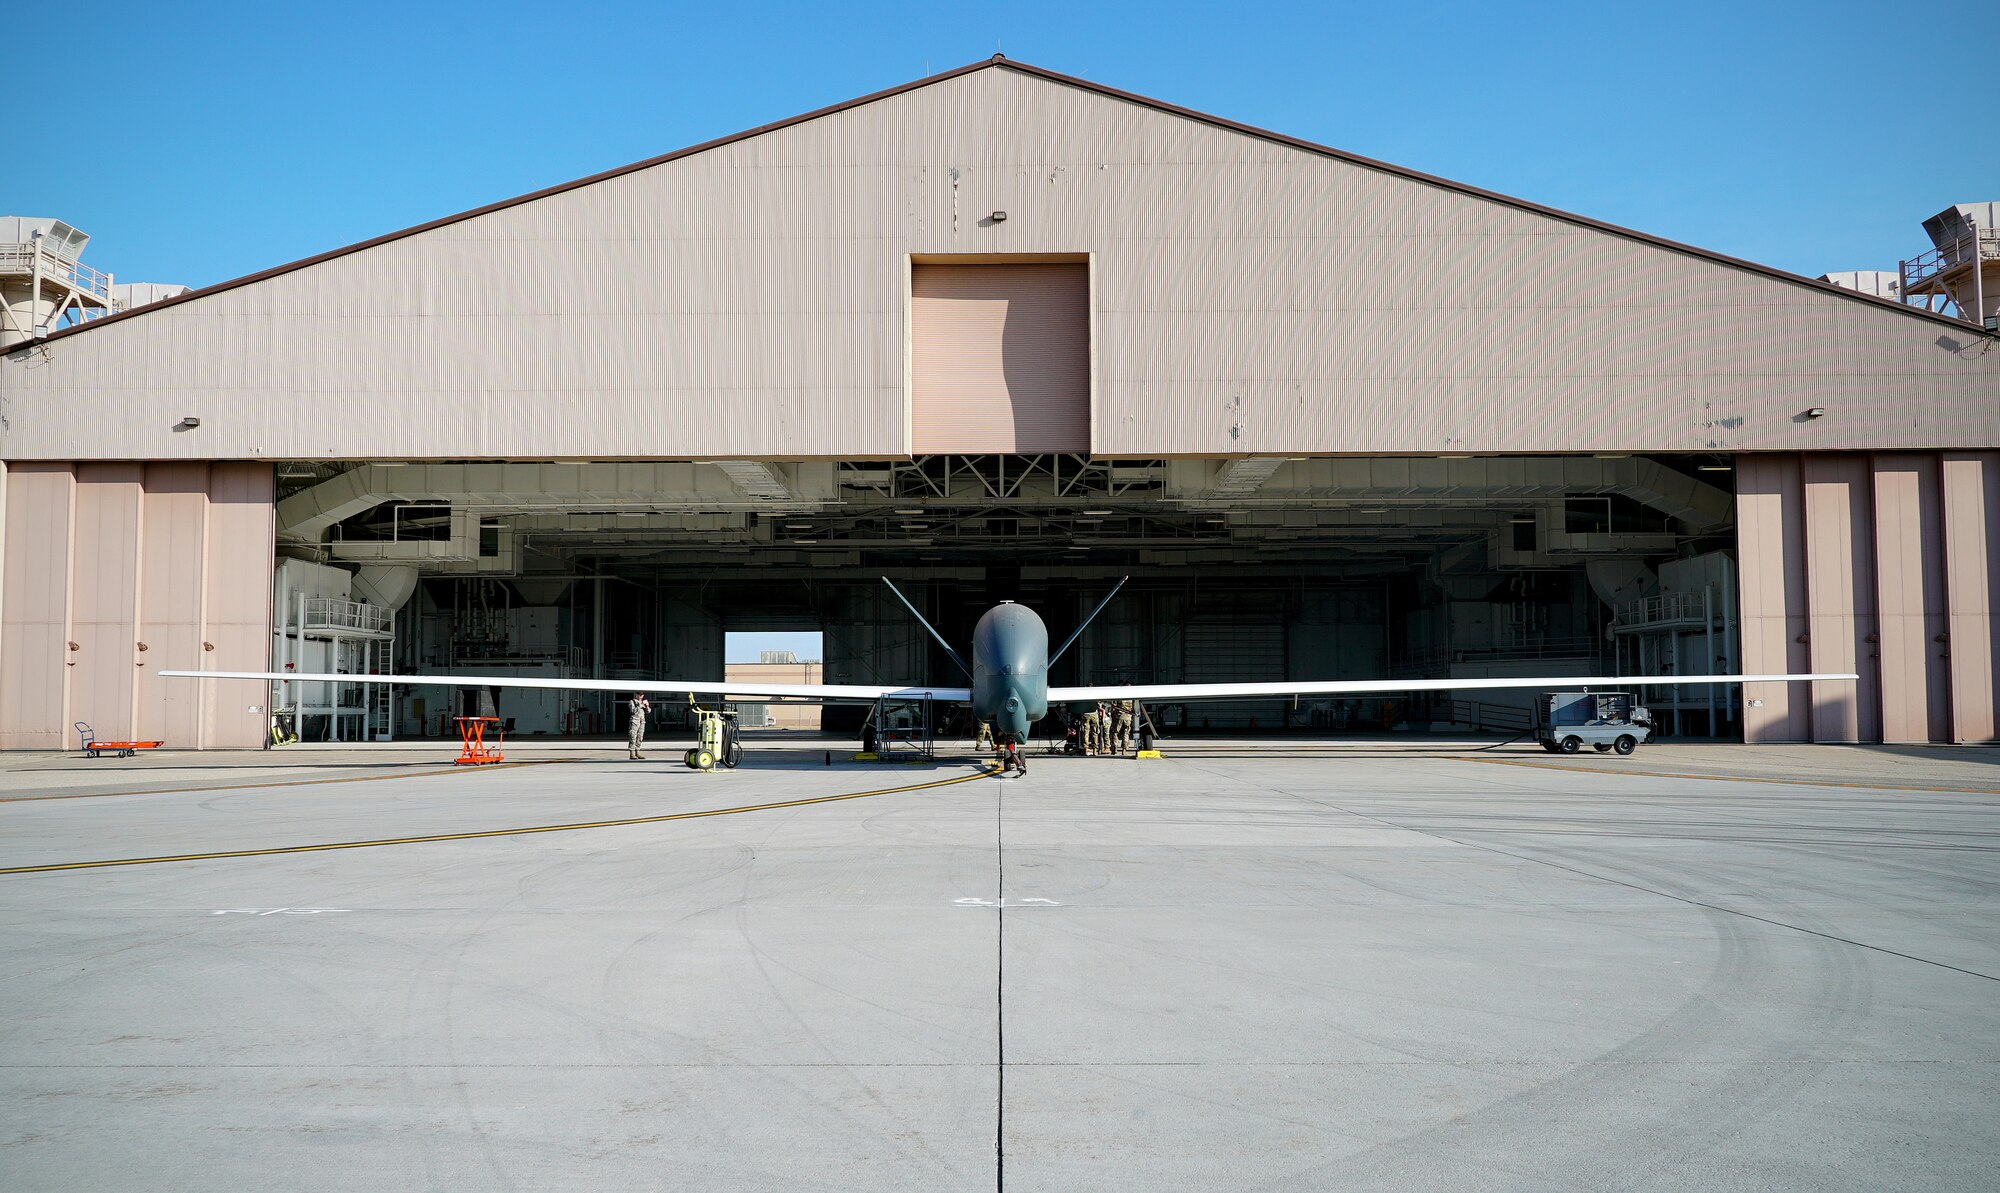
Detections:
[970, 601, 1050, 741]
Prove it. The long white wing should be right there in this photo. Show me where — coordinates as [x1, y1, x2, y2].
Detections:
[1048, 673, 1855, 703]
[160, 671, 970, 704]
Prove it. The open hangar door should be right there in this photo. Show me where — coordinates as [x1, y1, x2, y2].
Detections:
[266, 454, 1740, 742]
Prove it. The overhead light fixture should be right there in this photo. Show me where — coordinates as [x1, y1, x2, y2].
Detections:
[792, 539, 818, 545]
[1067, 545, 1089, 551]
[893, 508, 924, 515]
[1205, 518, 1226, 524]
[1510, 515, 1535, 524]
[1697, 463, 1733, 472]
[784, 522, 811, 529]
[1081, 509, 1113, 516]
[1594, 453, 1630, 459]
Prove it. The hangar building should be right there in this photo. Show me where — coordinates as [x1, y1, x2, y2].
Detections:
[2, 58, 1996, 749]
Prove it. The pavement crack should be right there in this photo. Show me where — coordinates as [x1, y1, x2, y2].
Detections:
[995, 776, 1006, 1193]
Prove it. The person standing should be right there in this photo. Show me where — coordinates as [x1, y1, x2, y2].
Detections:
[1083, 705, 1103, 755]
[627, 692, 651, 760]
[1112, 700, 1134, 756]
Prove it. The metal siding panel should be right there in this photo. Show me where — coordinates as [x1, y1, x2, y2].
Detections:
[1802, 455, 1878, 742]
[70, 464, 144, 741]
[6, 68, 1992, 462]
[1870, 454, 1954, 742]
[200, 463, 274, 749]
[1736, 455, 1810, 743]
[1941, 452, 2000, 742]
[0, 465, 74, 748]
[910, 263, 1089, 454]
[137, 463, 210, 745]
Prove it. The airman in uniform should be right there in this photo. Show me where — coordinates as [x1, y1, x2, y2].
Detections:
[1112, 700, 1135, 755]
[627, 692, 651, 760]
[975, 719, 994, 751]
[1081, 705, 1102, 755]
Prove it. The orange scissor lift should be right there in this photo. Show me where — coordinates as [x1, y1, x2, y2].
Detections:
[453, 716, 505, 765]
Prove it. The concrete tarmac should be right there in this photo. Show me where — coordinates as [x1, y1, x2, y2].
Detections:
[2, 739, 1997, 1190]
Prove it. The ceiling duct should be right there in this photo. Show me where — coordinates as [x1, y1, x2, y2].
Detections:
[1173, 456, 1731, 530]
[277, 461, 837, 542]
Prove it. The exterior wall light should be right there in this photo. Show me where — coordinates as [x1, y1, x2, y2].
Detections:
[177, 416, 201, 429]
[1804, 407, 1826, 418]
[990, 211, 1007, 222]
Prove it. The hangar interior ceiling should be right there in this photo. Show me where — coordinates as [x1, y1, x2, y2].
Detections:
[268, 453, 1741, 742]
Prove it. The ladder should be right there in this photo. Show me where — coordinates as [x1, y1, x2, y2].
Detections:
[366, 638, 394, 741]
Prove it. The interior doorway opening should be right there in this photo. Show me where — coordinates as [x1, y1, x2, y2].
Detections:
[725, 631, 825, 731]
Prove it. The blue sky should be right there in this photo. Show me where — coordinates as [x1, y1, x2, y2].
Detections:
[11, 2, 1993, 289]
[726, 632, 822, 664]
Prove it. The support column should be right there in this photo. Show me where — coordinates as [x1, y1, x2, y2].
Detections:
[1737, 455, 1810, 742]
[0, 464, 76, 748]
[1940, 452, 2000, 743]
[71, 464, 145, 742]
[200, 463, 275, 748]
[137, 463, 211, 746]
[1802, 455, 1879, 742]
[1871, 455, 1954, 743]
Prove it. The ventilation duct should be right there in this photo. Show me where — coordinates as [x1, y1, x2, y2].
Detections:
[350, 565, 419, 612]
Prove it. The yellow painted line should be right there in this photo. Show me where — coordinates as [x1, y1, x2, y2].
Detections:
[0, 758, 574, 804]
[0, 764, 1000, 876]
[1448, 754, 2000, 796]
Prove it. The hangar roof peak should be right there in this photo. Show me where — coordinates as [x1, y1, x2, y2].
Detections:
[12, 55, 1988, 347]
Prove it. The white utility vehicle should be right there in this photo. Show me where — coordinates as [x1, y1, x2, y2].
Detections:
[1533, 691, 1653, 755]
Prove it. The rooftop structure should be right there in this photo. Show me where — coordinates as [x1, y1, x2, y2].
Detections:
[0, 217, 188, 347]
[1899, 202, 1999, 328]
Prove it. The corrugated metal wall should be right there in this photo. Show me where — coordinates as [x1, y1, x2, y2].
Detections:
[4, 67, 1993, 462]
[0, 462, 273, 749]
[1739, 451, 1999, 743]
[910, 263, 1089, 454]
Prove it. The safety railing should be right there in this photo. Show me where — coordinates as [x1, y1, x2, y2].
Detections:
[1901, 225, 1999, 291]
[449, 644, 589, 671]
[0, 242, 116, 304]
[1617, 591, 1714, 628]
[299, 598, 393, 635]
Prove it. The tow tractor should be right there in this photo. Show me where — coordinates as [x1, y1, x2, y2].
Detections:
[1534, 691, 1653, 756]
[683, 701, 743, 771]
